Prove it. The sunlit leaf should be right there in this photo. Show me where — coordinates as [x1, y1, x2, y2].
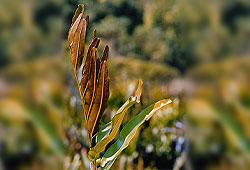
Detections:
[71, 4, 84, 26]
[68, 12, 82, 47]
[88, 61, 106, 136]
[95, 122, 112, 144]
[68, 4, 89, 71]
[100, 99, 172, 170]
[76, 19, 87, 71]
[88, 80, 143, 161]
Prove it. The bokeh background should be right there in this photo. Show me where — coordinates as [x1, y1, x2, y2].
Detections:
[0, 0, 250, 169]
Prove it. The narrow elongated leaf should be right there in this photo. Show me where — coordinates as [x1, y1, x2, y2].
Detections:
[94, 60, 110, 135]
[111, 79, 142, 129]
[88, 61, 107, 136]
[101, 45, 109, 63]
[75, 19, 87, 71]
[100, 99, 172, 170]
[93, 48, 101, 78]
[85, 15, 89, 28]
[84, 51, 97, 120]
[70, 18, 84, 70]
[68, 4, 89, 72]
[68, 12, 83, 47]
[88, 80, 143, 161]
[80, 38, 99, 95]
[71, 4, 84, 26]
[93, 29, 97, 40]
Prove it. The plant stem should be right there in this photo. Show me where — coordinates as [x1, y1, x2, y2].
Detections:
[93, 160, 97, 170]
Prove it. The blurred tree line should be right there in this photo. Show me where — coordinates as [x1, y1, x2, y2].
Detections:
[1, 0, 250, 73]
[1, 0, 250, 169]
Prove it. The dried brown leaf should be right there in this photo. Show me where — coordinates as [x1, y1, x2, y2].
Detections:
[93, 48, 101, 78]
[87, 61, 107, 135]
[75, 19, 87, 71]
[80, 38, 99, 95]
[68, 13, 83, 48]
[101, 45, 109, 63]
[70, 19, 84, 70]
[84, 50, 97, 120]
[71, 4, 84, 26]
[94, 61, 109, 135]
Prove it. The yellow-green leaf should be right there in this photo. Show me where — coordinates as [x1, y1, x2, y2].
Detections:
[88, 80, 143, 161]
[100, 99, 172, 170]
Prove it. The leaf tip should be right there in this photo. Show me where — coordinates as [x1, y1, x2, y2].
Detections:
[93, 29, 97, 40]
[135, 79, 143, 103]
[78, 4, 85, 14]
[153, 99, 172, 110]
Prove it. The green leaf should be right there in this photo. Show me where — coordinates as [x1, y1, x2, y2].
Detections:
[100, 99, 172, 170]
[95, 122, 111, 144]
[88, 80, 143, 161]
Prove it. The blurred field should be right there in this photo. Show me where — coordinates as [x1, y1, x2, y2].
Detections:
[0, 0, 250, 169]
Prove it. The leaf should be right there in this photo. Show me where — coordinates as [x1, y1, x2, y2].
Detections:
[88, 80, 143, 161]
[87, 61, 107, 136]
[111, 79, 142, 129]
[70, 17, 84, 70]
[68, 4, 89, 71]
[76, 19, 87, 71]
[101, 45, 109, 63]
[68, 12, 83, 47]
[100, 99, 172, 170]
[93, 29, 97, 40]
[95, 122, 112, 144]
[94, 59, 110, 135]
[71, 4, 84, 26]
[84, 50, 97, 120]
[93, 48, 101, 79]
[85, 15, 89, 28]
[80, 37, 99, 96]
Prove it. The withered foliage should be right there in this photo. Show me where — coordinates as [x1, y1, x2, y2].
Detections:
[68, 4, 110, 141]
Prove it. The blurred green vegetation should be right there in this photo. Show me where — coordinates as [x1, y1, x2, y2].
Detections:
[0, 0, 250, 169]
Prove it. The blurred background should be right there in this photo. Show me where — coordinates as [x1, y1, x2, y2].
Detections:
[0, 0, 250, 169]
